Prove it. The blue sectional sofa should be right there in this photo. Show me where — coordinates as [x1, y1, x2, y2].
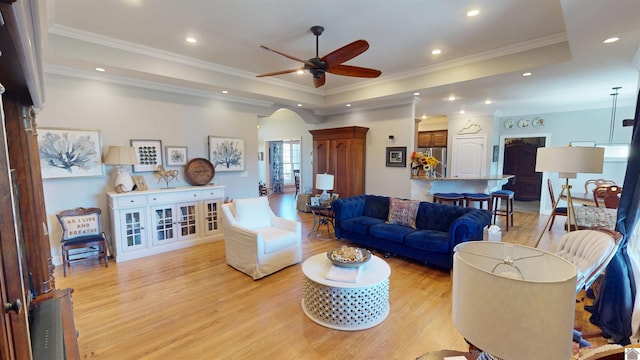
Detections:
[331, 195, 492, 269]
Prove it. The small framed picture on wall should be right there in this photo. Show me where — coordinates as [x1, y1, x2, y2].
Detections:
[165, 146, 188, 166]
[131, 139, 163, 172]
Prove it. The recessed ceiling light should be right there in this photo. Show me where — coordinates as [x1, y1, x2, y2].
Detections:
[297, 104, 302, 107]
[296, 69, 305, 74]
[459, 110, 466, 114]
[522, 72, 532, 77]
[431, 49, 442, 55]
[95, 67, 105, 72]
[422, 115, 427, 119]
[346, 104, 352, 107]
[414, 92, 420, 96]
[603, 37, 619, 44]
[484, 100, 492, 105]
[221, 90, 229, 94]
[467, 9, 480, 17]
[186, 37, 197, 44]
[448, 95, 456, 101]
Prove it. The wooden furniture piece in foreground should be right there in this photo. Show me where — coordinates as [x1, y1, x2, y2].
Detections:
[310, 126, 368, 199]
[30, 289, 81, 359]
[415, 349, 478, 359]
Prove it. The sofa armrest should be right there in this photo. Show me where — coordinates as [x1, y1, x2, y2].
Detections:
[449, 209, 492, 249]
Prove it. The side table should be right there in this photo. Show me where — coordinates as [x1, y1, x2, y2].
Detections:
[301, 253, 391, 331]
[308, 204, 334, 238]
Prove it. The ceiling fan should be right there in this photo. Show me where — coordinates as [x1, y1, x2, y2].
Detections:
[256, 26, 382, 88]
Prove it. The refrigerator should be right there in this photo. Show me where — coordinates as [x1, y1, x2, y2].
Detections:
[418, 147, 447, 177]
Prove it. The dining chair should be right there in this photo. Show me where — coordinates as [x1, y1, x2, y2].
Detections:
[584, 178, 617, 197]
[547, 179, 568, 231]
[593, 185, 622, 209]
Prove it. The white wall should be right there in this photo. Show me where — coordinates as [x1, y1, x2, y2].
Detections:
[320, 103, 416, 199]
[38, 75, 264, 262]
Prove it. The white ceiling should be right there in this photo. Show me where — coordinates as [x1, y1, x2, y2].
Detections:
[41, 0, 640, 119]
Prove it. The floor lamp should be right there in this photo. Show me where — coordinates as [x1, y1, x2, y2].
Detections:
[534, 146, 604, 247]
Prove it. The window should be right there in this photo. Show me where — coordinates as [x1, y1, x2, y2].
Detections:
[282, 140, 300, 185]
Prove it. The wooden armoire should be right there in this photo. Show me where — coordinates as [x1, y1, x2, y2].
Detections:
[0, 1, 80, 358]
[309, 126, 368, 198]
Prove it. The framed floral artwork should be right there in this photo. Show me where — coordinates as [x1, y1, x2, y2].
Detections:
[38, 128, 104, 179]
[208, 136, 244, 172]
[165, 146, 188, 166]
[131, 139, 163, 172]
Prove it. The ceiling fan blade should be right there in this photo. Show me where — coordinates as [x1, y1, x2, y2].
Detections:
[314, 74, 326, 88]
[328, 64, 381, 78]
[260, 45, 315, 67]
[321, 40, 369, 69]
[256, 68, 302, 78]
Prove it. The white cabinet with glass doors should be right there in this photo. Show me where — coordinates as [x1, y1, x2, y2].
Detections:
[108, 185, 225, 262]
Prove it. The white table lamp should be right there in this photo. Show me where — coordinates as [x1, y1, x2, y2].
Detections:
[452, 241, 577, 360]
[316, 173, 334, 203]
[104, 146, 139, 193]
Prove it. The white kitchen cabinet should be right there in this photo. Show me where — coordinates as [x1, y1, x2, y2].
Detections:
[108, 185, 225, 262]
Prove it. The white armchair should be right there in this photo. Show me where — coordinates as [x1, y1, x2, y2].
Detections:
[221, 197, 302, 280]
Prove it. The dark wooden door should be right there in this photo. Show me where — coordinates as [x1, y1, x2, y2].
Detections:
[503, 141, 542, 201]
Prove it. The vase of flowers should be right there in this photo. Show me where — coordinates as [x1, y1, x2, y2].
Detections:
[410, 151, 440, 177]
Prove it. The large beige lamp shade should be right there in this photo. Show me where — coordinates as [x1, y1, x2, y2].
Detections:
[535, 146, 604, 178]
[452, 241, 577, 360]
[104, 146, 139, 193]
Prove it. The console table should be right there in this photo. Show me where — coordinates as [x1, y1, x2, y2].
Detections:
[107, 185, 225, 262]
[301, 253, 390, 331]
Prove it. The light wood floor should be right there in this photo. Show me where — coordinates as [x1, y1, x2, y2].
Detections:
[55, 193, 607, 360]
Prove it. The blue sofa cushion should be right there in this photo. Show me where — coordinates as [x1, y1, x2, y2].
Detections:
[341, 216, 386, 235]
[369, 223, 415, 244]
[363, 195, 390, 220]
[405, 230, 450, 253]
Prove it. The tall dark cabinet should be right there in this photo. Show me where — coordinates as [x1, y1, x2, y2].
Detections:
[310, 126, 368, 198]
[0, 1, 80, 358]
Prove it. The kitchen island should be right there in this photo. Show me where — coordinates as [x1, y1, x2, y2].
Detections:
[410, 175, 514, 202]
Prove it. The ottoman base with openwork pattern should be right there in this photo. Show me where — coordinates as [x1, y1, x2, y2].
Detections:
[301, 253, 391, 331]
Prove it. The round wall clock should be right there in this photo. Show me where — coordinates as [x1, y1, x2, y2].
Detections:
[184, 158, 215, 185]
[504, 119, 516, 129]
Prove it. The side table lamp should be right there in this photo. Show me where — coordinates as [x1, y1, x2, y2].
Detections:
[104, 146, 139, 193]
[452, 241, 577, 360]
[316, 173, 334, 204]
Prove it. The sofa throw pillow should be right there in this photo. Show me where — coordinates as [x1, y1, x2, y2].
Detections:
[235, 197, 272, 229]
[387, 197, 420, 229]
[58, 212, 101, 241]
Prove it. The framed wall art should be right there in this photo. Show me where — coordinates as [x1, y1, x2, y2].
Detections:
[165, 146, 188, 166]
[385, 146, 407, 167]
[208, 136, 245, 172]
[131, 139, 163, 172]
[38, 128, 103, 179]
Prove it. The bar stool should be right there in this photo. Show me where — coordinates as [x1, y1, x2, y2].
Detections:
[433, 193, 464, 206]
[490, 190, 515, 231]
[463, 193, 491, 210]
